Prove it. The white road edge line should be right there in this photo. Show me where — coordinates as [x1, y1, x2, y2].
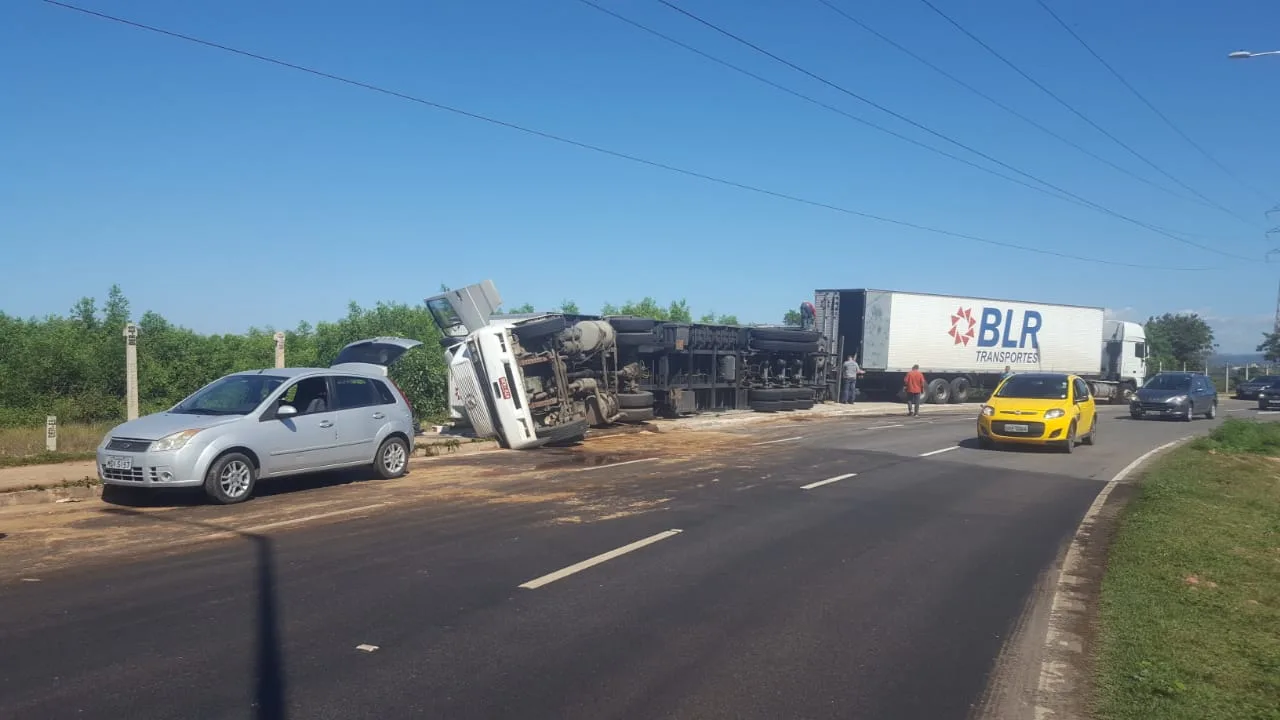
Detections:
[1033, 436, 1190, 719]
[750, 436, 805, 446]
[519, 529, 683, 589]
[801, 473, 857, 490]
[1227, 408, 1249, 413]
[919, 446, 960, 457]
[866, 424, 905, 430]
[570, 457, 660, 472]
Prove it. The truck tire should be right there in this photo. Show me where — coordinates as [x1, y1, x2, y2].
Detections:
[926, 378, 951, 404]
[948, 376, 971, 404]
[536, 419, 589, 446]
[749, 387, 810, 402]
[608, 316, 658, 333]
[618, 407, 655, 423]
[617, 391, 654, 409]
[749, 327, 821, 343]
[750, 400, 787, 413]
[750, 339, 820, 353]
[788, 398, 815, 411]
[616, 332, 656, 348]
[512, 316, 568, 342]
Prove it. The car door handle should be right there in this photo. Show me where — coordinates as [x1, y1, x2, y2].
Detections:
[371, 412, 386, 420]
[318, 420, 334, 428]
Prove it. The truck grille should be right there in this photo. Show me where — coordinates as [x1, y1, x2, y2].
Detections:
[992, 421, 1046, 437]
[106, 437, 152, 452]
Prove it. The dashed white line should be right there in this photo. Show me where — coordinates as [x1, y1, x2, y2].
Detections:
[518, 529, 683, 589]
[355, 644, 380, 653]
[1227, 408, 1249, 413]
[800, 473, 857, 490]
[750, 436, 805, 446]
[570, 457, 660, 472]
[866, 424, 905, 430]
[235, 504, 388, 534]
[1257, 411, 1280, 415]
[919, 446, 960, 458]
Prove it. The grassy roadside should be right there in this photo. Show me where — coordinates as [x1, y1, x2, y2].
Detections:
[1095, 420, 1280, 719]
[0, 422, 111, 461]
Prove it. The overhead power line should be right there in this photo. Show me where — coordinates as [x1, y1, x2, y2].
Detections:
[656, 0, 1258, 262]
[915, 0, 1258, 228]
[810, 0, 1209, 211]
[1033, 0, 1274, 206]
[41, 0, 1215, 271]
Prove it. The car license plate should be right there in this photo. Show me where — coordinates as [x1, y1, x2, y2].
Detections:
[1004, 424, 1029, 433]
[105, 455, 133, 471]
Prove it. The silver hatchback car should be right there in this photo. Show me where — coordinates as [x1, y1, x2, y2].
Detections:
[97, 337, 422, 504]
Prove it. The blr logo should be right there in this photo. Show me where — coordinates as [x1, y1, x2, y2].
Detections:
[950, 307, 1043, 349]
[948, 307, 976, 346]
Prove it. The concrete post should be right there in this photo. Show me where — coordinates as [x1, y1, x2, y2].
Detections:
[124, 322, 139, 421]
[274, 331, 286, 369]
[46, 415, 57, 453]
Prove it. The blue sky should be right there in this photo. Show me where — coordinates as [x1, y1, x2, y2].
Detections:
[4, 0, 1280, 351]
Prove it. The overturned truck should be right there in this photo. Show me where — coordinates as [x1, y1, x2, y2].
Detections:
[425, 281, 826, 449]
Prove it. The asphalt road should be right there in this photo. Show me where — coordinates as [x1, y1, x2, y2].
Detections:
[0, 401, 1260, 719]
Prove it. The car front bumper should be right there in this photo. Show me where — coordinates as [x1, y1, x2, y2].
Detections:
[977, 415, 1073, 445]
[96, 445, 206, 488]
[1129, 402, 1188, 418]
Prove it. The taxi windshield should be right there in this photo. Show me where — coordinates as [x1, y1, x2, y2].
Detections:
[995, 375, 1068, 400]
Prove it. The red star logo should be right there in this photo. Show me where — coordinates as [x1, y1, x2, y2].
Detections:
[948, 306, 976, 346]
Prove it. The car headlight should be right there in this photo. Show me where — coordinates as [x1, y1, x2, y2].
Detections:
[1044, 408, 1066, 419]
[981, 405, 995, 417]
[151, 429, 203, 452]
[1169, 395, 1187, 404]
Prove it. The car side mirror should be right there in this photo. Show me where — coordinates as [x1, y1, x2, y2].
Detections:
[276, 404, 298, 419]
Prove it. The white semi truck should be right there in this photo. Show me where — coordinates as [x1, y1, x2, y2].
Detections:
[813, 288, 1147, 404]
[425, 281, 826, 449]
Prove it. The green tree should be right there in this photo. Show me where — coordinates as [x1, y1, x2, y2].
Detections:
[559, 300, 580, 314]
[1257, 331, 1280, 362]
[1145, 313, 1216, 371]
[698, 311, 740, 325]
[783, 309, 803, 326]
[509, 303, 536, 313]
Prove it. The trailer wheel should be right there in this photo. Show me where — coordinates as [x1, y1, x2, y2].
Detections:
[749, 387, 810, 402]
[750, 339, 821, 353]
[750, 400, 788, 413]
[948, 376, 971, 404]
[512, 316, 568, 343]
[789, 398, 815, 411]
[927, 378, 951, 404]
[749, 327, 821, 343]
[608, 316, 659, 333]
[617, 407, 655, 423]
[617, 391, 654, 409]
[616, 332, 657, 348]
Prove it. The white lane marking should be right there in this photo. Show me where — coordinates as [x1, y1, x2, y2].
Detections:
[919, 446, 960, 457]
[1227, 408, 1250, 413]
[518, 529, 683, 590]
[866, 424, 905, 430]
[570, 457, 660, 472]
[1033, 436, 1189, 718]
[1258, 411, 1280, 415]
[356, 644, 380, 653]
[750, 436, 804, 446]
[801, 473, 857, 490]
[235, 504, 388, 535]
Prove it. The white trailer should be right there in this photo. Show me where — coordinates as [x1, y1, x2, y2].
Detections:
[814, 289, 1146, 404]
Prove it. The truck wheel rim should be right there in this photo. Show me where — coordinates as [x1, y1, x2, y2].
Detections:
[383, 443, 406, 474]
[220, 461, 252, 498]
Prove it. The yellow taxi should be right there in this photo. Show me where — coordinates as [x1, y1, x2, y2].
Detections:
[977, 372, 1097, 453]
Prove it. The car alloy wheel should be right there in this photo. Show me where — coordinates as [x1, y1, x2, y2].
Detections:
[220, 460, 253, 499]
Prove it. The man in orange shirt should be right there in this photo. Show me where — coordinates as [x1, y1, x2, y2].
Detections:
[903, 364, 926, 417]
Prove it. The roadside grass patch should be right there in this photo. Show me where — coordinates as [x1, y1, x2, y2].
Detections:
[0, 423, 110, 462]
[1096, 421, 1280, 719]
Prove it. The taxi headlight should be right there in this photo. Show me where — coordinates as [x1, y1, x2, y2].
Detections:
[981, 405, 995, 417]
[1044, 408, 1066, 420]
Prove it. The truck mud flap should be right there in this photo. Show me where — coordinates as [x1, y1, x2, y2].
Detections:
[535, 419, 589, 446]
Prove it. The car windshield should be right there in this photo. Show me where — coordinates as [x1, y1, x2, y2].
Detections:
[172, 374, 286, 415]
[996, 375, 1069, 400]
[1144, 375, 1192, 391]
[1252, 376, 1280, 384]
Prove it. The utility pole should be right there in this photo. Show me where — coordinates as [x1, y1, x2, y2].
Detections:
[124, 322, 139, 420]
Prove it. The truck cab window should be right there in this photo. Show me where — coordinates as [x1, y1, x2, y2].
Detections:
[1134, 342, 1146, 358]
